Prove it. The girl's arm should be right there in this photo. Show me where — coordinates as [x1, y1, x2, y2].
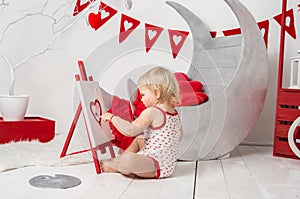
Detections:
[101, 108, 154, 137]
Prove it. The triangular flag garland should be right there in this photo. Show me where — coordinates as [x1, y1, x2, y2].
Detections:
[274, 8, 297, 39]
[257, 20, 270, 48]
[73, 2, 300, 58]
[73, 0, 96, 16]
[119, 14, 141, 43]
[88, 2, 117, 31]
[222, 21, 270, 48]
[223, 28, 241, 36]
[168, 29, 189, 59]
[145, 23, 164, 53]
[209, 31, 217, 38]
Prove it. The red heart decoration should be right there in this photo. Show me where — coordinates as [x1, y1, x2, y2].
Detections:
[88, 12, 102, 30]
[90, 99, 102, 125]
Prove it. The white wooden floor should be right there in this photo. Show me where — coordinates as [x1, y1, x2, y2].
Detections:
[0, 145, 299, 199]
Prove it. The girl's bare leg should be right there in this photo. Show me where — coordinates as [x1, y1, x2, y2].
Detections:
[101, 152, 156, 178]
[101, 135, 144, 172]
[125, 135, 145, 153]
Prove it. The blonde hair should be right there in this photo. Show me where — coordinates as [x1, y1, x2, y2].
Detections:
[137, 67, 180, 105]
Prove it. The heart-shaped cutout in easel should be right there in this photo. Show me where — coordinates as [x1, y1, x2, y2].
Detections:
[90, 99, 102, 124]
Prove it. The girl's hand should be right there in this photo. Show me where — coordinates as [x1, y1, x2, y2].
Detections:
[101, 112, 114, 122]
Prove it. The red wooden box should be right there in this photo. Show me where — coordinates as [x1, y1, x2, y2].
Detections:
[0, 117, 55, 144]
[273, 89, 300, 159]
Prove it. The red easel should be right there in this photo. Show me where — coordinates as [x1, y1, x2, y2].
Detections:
[60, 61, 115, 174]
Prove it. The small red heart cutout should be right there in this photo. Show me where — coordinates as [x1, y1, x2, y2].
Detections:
[90, 99, 102, 124]
[88, 12, 101, 30]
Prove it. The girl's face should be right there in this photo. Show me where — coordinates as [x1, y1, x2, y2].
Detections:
[139, 87, 159, 108]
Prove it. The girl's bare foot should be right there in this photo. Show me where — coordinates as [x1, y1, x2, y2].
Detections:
[100, 160, 118, 173]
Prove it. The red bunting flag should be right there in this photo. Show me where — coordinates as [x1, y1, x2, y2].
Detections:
[209, 31, 217, 38]
[73, 0, 96, 16]
[168, 29, 189, 59]
[257, 20, 270, 48]
[223, 28, 241, 36]
[274, 8, 296, 39]
[88, 2, 117, 31]
[119, 14, 140, 43]
[222, 21, 269, 48]
[145, 23, 164, 53]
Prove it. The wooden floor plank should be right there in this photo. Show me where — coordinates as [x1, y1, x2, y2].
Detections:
[1, 145, 300, 199]
[0, 164, 135, 199]
[221, 148, 265, 199]
[120, 161, 196, 199]
[237, 145, 300, 199]
[156, 161, 196, 199]
[254, 146, 300, 197]
[195, 159, 230, 199]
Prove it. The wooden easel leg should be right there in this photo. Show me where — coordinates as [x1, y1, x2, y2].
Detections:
[60, 60, 116, 174]
[60, 103, 82, 158]
[108, 143, 116, 158]
[92, 149, 102, 174]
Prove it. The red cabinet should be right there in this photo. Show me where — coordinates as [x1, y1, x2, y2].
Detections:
[273, 89, 300, 159]
[273, 0, 300, 159]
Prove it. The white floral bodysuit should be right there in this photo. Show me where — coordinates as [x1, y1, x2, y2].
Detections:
[137, 107, 182, 178]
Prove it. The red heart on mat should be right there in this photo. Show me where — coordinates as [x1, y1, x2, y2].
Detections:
[90, 99, 102, 124]
[88, 12, 101, 30]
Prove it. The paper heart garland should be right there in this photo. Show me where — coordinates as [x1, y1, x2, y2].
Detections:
[257, 20, 269, 48]
[88, 2, 117, 31]
[274, 8, 296, 39]
[73, 0, 95, 16]
[124, 20, 133, 31]
[168, 29, 189, 59]
[173, 35, 182, 46]
[148, 30, 157, 40]
[88, 13, 101, 30]
[90, 99, 102, 124]
[145, 23, 163, 53]
[119, 14, 140, 43]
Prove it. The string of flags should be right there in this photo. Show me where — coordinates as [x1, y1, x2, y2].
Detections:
[73, 0, 300, 59]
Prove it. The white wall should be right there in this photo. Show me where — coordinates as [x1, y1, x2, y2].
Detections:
[0, 0, 299, 145]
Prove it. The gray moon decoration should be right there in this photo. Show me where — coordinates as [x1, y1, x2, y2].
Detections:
[83, 0, 269, 160]
[166, 0, 269, 160]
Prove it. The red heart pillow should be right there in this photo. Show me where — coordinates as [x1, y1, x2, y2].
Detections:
[174, 72, 190, 81]
[178, 80, 203, 93]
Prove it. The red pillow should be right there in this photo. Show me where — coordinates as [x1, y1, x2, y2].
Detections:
[179, 92, 208, 106]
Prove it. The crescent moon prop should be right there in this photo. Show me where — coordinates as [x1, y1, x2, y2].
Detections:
[83, 0, 268, 161]
[166, 0, 269, 160]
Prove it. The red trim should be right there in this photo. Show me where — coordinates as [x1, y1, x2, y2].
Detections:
[277, 0, 287, 90]
[151, 107, 178, 130]
[147, 156, 161, 179]
[151, 107, 166, 130]
[155, 106, 178, 116]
